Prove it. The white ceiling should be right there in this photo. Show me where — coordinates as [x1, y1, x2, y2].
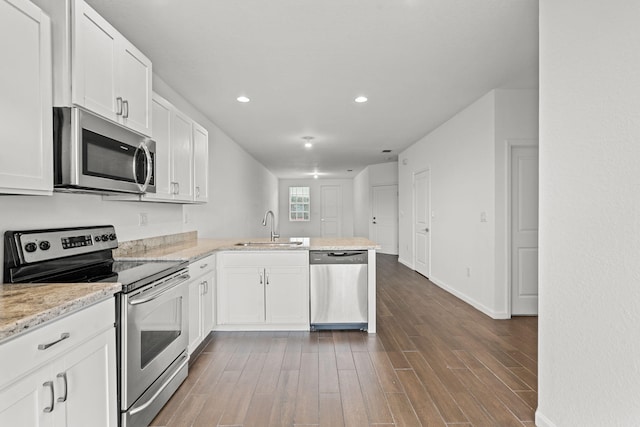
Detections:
[85, 0, 539, 179]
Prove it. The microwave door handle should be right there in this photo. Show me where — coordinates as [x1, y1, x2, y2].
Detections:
[133, 141, 153, 192]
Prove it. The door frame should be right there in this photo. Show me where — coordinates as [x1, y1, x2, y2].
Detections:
[505, 139, 539, 317]
[370, 184, 399, 255]
[413, 169, 431, 277]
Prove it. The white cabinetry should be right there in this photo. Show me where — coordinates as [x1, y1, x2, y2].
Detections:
[0, 0, 53, 195]
[108, 92, 208, 204]
[33, 0, 152, 136]
[217, 251, 309, 331]
[188, 255, 216, 354]
[192, 122, 209, 203]
[0, 299, 117, 427]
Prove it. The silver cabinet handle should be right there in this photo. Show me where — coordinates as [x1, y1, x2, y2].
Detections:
[204, 280, 209, 294]
[265, 272, 269, 285]
[123, 99, 129, 118]
[43, 381, 54, 413]
[200, 263, 208, 269]
[57, 372, 68, 403]
[425, 228, 429, 232]
[259, 272, 263, 284]
[196, 186, 200, 198]
[116, 97, 123, 115]
[175, 182, 180, 195]
[38, 332, 70, 350]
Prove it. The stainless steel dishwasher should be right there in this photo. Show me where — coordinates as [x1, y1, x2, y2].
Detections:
[309, 250, 368, 331]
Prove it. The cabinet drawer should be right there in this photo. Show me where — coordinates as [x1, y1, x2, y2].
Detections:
[189, 254, 216, 276]
[0, 298, 115, 388]
[220, 251, 308, 267]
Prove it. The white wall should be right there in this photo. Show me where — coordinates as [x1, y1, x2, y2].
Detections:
[353, 167, 370, 237]
[537, 0, 640, 425]
[152, 78, 279, 239]
[398, 89, 537, 318]
[278, 179, 354, 238]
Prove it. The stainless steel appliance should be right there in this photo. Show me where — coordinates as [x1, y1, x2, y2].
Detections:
[3, 225, 189, 427]
[309, 250, 368, 331]
[53, 107, 155, 194]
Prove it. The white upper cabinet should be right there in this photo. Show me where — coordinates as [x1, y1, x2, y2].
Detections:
[171, 109, 194, 202]
[122, 93, 207, 204]
[0, 0, 53, 195]
[33, 0, 152, 136]
[193, 122, 209, 203]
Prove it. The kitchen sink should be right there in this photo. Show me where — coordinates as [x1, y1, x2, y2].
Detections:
[235, 241, 305, 247]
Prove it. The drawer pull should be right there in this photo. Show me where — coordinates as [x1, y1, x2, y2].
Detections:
[43, 381, 54, 412]
[38, 332, 70, 350]
[57, 372, 68, 402]
[200, 263, 208, 269]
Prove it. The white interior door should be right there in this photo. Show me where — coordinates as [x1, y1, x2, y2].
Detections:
[321, 185, 342, 237]
[511, 145, 539, 315]
[372, 185, 398, 255]
[414, 170, 430, 277]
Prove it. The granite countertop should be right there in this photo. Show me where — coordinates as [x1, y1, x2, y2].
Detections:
[0, 282, 121, 343]
[113, 236, 380, 262]
[0, 233, 377, 343]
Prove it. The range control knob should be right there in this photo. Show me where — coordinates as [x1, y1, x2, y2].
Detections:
[95, 236, 101, 242]
[39, 241, 51, 251]
[101, 234, 109, 242]
[109, 233, 117, 241]
[24, 242, 37, 253]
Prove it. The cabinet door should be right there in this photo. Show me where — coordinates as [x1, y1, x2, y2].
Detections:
[188, 279, 203, 354]
[219, 267, 265, 324]
[0, 364, 54, 427]
[192, 122, 209, 203]
[170, 110, 194, 201]
[59, 328, 117, 427]
[72, 0, 119, 123]
[118, 40, 152, 136]
[266, 267, 309, 324]
[202, 271, 216, 333]
[0, 0, 52, 195]
[146, 94, 173, 200]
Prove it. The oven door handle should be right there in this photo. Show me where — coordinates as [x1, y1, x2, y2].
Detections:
[128, 353, 189, 416]
[128, 273, 190, 306]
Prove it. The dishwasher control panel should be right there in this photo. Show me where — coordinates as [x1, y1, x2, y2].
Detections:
[309, 251, 368, 264]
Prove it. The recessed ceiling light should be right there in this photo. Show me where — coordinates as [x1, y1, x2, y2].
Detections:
[236, 96, 250, 103]
[354, 96, 368, 103]
[302, 136, 314, 148]
[313, 174, 319, 179]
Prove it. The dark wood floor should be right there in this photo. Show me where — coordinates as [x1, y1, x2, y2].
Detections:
[151, 254, 537, 426]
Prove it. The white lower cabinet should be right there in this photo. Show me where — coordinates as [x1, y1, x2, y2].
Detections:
[188, 255, 216, 354]
[217, 251, 309, 330]
[0, 299, 117, 427]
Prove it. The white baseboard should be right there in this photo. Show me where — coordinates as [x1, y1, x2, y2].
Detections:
[397, 257, 413, 269]
[429, 276, 510, 320]
[535, 410, 556, 427]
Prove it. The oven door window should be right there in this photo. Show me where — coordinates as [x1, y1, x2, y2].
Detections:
[139, 296, 183, 369]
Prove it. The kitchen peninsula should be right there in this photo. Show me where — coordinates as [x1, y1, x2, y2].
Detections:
[113, 233, 379, 334]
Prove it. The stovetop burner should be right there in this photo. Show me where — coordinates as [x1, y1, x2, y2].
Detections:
[3, 225, 187, 293]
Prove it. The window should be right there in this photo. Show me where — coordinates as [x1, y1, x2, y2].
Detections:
[289, 186, 310, 221]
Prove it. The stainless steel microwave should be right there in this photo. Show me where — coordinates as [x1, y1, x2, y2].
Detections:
[53, 107, 155, 194]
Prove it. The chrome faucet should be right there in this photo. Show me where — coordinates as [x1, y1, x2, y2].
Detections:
[262, 210, 280, 241]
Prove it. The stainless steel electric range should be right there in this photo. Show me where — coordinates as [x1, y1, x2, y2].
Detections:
[3, 225, 190, 427]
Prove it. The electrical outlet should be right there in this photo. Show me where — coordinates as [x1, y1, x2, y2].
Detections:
[139, 213, 148, 226]
[466, 267, 471, 277]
